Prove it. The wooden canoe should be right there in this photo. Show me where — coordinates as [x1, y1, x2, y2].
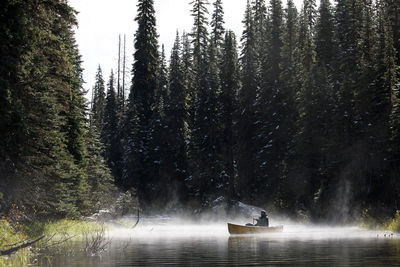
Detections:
[228, 223, 283, 235]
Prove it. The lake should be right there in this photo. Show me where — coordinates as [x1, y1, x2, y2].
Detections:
[36, 222, 400, 266]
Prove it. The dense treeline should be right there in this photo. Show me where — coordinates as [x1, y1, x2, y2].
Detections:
[92, 0, 400, 222]
[1, 0, 399, 224]
[0, 0, 114, 218]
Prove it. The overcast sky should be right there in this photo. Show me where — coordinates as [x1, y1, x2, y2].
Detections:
[69, 0, 303, 94]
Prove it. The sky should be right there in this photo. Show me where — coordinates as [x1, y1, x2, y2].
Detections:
[69, 0, 303, 95]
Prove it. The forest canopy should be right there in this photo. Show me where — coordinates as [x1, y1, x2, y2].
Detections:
[1, 0, 400, 224]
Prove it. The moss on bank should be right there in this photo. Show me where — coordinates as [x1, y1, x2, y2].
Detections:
[0, 219, 104, 267]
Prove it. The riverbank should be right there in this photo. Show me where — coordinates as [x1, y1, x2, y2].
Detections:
[0, 218, 105, 267]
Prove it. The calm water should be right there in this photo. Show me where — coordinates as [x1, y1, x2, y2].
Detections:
[36, 223, 400, 266]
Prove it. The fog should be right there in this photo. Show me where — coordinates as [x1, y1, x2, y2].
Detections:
[106, 216, 394, 240]
[37, 216, 399, 266]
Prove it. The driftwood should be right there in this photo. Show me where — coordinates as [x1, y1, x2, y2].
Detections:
[3, 240, 26, 248]
[1, 235, 45, 256]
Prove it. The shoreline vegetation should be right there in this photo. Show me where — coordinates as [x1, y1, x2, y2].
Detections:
[360, 210, 400, 233]
[0, 191, 139, 266]
[0, 218, 106, 266]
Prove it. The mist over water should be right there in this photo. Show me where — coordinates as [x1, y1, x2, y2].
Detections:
[38, 217, 400, 267]
[108, 216, 389, 240]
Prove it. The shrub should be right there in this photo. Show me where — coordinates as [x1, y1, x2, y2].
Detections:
[388, 211, 400, 233]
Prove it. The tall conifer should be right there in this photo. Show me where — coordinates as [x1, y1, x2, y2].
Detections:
[91, 66, 106, 132]
[253, 0, 285, 204]
[211, 0, 225, 49]
[220, 31, 240, 203]
[275, 0, 300, 212]
[237, 0, 258, 202]
[123, 0, 160, 204]
[166, 33, 189, 203]
[102, 71, 123, 183]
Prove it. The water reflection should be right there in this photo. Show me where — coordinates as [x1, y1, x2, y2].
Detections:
[37, 224, 400, 266]
[229, 233, 400, 266]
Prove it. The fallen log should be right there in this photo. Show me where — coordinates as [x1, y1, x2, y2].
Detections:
[1, 235, 45, 256]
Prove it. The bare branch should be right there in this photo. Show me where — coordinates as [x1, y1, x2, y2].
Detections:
[1, 235, 45, 256]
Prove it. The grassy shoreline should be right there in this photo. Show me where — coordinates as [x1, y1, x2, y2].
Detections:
[0, 218, 105, 267]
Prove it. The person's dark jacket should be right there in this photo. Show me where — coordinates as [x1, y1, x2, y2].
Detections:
[255, 216, 269, 227]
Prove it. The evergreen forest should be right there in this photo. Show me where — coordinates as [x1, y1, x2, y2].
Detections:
[1, 0, 400, 224]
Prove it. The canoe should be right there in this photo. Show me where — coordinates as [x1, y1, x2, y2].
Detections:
[227, 223, 283, 235]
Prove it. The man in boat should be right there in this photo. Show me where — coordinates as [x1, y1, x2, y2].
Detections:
[254, 210, 269, 227]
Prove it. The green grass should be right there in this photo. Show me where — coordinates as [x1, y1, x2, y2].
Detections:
[0, 218, 26, 250]
[0, 218, 30, 267]
[24, 219, 103, 238]
[0, 218, 105, 267]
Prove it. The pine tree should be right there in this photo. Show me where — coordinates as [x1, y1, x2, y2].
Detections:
[60, 23, 101, 215]
[253, 0, 285, 205]
[252, 0, 268, 91]
[123, 0, 160, 205]
[0, 0, 114, 217]
[385, 0, 400, 66]
[188, 0, 213, 204]
[379, 1, 400, 210]
[333, 0, 362, 145]
[190, 0, 210, 72]
[307, 0, 336, 218]
[91, 66, 106, 132]
[275, 0, 300, 213]
[354, 0, 378, 136]
[189, 0, 210, 147]
[303, 0, 316, 31]
[280, 0, 300, 122]
[315, 0, 335, 66]
[266, 0, 284, 85]
[0, 0, 72, 214]
[158, 45, 169, 113]
[190, 0, 226, 205]
[102, 71, 123, 183]
[353, 0, 390, 211]
[294, 3, 331, 218]
[166, 32, 189, 203]
[181, 32, 194, 90]
[181, 31, 195, 135]
[253, 0, 268, 36]
[315, 0, 364, 222]
[211, 0, 225, 49]
[63, 26, 87, 165]
[237, 0, 258, 202]
[210, 0, 225, 87]
[200, 41, 224, 202]
[146, 44, 170, 209]
[220, 31, 240, 204]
